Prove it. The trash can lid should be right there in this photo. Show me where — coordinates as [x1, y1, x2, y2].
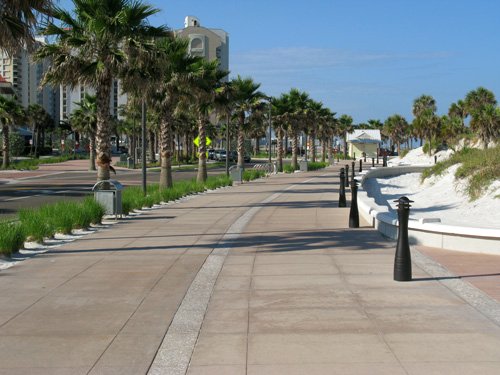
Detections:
[92, 180, 124, 191]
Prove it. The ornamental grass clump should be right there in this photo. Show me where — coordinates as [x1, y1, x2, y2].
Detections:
[307, 161, 329, 171]
[242, 169, 266, 182]
[283, 164, 299, 173]
[0, 221, 25, 256]
[18, 208, 54, 242]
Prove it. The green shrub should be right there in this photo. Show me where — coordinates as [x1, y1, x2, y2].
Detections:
[0, 221, 25, 256]
[307, 161, 328, 171]
[399, 149, 409, 158]
[80, 197, 105, 226]
[283, 164, 298, 173]
[243, 169, 267, 181]
[4, 154, 87, 170]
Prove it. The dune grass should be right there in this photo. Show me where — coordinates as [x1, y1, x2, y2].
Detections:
[243, 169, 267, 181]
[421, 145, 500, 200]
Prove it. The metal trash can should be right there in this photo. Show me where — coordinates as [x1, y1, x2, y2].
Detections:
[229, 166, 243, 183]
[92, 180, 123, 219]
[127, 157, 134, 169]
[299, 160, 308, 172]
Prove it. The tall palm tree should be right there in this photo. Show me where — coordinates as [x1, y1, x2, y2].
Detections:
[231, 76, 265, 169]
[286, 88, 310, 169]
[271, 95, 289, 172]
[412, 94, 439, 155]
[464, 87, 499, 148]
[0, 96, 24, 168]
[383, 114, 408, 155]
[0, 0, 52, 55]
[448, 100, 467, 129]
[70, 94, 97, 170]
[187, 59, 228, 182]
[337, 114, 354, 157]
[26, 103, 51, 157]
[35, 0, 168, 182]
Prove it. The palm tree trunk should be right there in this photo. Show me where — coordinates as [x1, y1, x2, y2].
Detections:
[328, 136, 333, 162]
[277, 127, 283, 172]
[291, 132, 298, 170]
[237, 113, 245, 169]
[2, 124, 9, 168]
[148, 129, 155, 162]
[88, 132, 96, 171]
[159, 114, 173, 188]
[254, 136, 260, 156]
[321, 139, 326, 162]
[196, 112, 208, 182]
[95, 80, 113, 181]
[311, 131, 316, 162]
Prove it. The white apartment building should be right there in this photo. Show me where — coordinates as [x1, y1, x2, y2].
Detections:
[0, 37, 59, 125]
[176, 16, 229, 77]
[60, 80, 127, 122]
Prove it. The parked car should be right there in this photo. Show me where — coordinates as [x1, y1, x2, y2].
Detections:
[208, 149, 215, 160]
[215, 150, 226, 161]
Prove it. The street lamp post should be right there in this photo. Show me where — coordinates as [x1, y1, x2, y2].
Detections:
[267, 97, 272, 164]
[141, 99, 147, 196]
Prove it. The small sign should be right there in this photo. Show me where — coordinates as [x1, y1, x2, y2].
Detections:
[193, 136, 212, 147]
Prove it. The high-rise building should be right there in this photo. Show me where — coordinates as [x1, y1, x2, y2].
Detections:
[176, 16, 229, 77]
[59, 80, 127, 122]
[0, 37, 60, 125]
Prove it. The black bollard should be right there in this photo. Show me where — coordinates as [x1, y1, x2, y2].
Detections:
[359, 159, 362, 173]
[393, 196, 414, 281]
[377, 154, 379, 165]
[337, 154, 340, 163]
[351, 161, 355, 183]
[348, 179, 359, 228]
[339, 168, 346, 207]
[372, 157, 375, 167]
[383, 154, 387, 167]
[364, 154, 367, 162]
[434, 155, 437, 164]
[345, 164, 349, 187]
[353, 152, 356, 160]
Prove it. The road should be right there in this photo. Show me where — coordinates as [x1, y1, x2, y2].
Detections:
[0, 165, 229, 220]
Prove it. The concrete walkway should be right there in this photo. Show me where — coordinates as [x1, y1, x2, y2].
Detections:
[1, 167, 500, 374]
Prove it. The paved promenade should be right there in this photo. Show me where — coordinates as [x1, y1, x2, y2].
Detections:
[1, 167, 500, 374]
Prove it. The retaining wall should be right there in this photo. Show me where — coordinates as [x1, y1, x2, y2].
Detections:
[358, 166, 500, 254]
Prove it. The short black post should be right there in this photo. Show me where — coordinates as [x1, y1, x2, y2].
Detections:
[348, 179, 359, 228]
[345, 164, 349, 187]
[377, 154, 379, 165]
[393, 196, 413, 281]
[364, 154, 367, 162]
[353, 152, 356, 160]
[339, 168, 346, 207]
[351, 161, 355, 182]
[337, 154, 340, 163]
[372, 157, 375, 167]
[383, 155, 387, 167]
[359, 159, 362, 172]
[434, 155, 437, 164]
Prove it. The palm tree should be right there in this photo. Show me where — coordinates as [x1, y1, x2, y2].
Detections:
[26, 103, 51, 157]
[337, 114, 354, 157]
[35, 0, 168, 182]
[187, 59, 228, 182]
[448, 100, 467, 129]
[0, 0, 52, 55]
[70, 94, 97, 170]
[412, 94, 439, 155]
[383, 114, 408, 155]
[231, 76, 265, 169]
[464, 87, 499, 148]
[0, 96, 24, 168]
[286, 89, 310, 169]
[271, 95, 289, 172]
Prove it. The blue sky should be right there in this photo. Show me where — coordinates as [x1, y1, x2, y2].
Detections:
[57, 0, 500, 124]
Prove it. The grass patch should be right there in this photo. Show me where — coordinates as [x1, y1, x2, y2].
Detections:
[2, 154, 87, 170]
[0, 221, 25, 256]
[307, 161, 328, 171]
[121, 174, 232, 214]
[399, 149, 409, 158]
[421, 145, 500, 200]
[283, 164, 299, 173]
[243, 169, 267, 181]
